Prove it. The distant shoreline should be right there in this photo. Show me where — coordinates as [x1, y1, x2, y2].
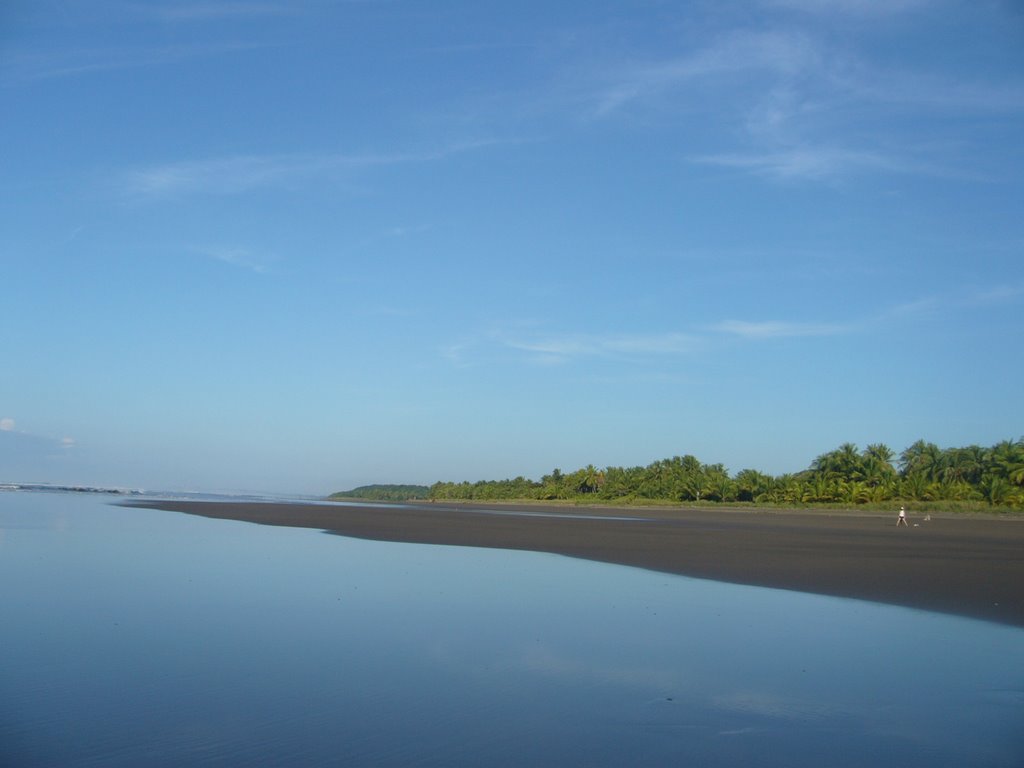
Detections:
[126, 499, 1024, 628]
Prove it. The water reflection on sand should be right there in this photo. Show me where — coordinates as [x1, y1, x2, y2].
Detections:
[1, 491, 1022, 767]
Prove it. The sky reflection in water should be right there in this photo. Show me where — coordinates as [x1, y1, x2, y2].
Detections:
[1, 492, 1022, 767]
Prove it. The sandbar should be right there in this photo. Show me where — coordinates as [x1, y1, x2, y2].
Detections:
[126, 500, 1024, 628]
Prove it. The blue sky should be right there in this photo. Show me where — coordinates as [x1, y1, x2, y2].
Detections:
[2, 0, 1022, 494]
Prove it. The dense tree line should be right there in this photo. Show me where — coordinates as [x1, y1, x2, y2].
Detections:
[330, 484, 431, 501]
[428, 439, 1024, 508]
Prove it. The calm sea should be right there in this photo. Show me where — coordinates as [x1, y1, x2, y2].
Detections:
[2, 491, 1022, 767]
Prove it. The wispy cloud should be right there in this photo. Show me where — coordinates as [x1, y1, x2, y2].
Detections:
[2, 42, 270, 86]
[964, 282, 1024, 306]
[0, 418, 76, 452]
[881, 296, 941, 318]
[762, 0, 932, 15]
[591, 29, 819, 117]
[448, 288, 1015, 368]
[711, 320, 847, 339]
[846, 70, 1024, 115]
[690, 147, 906, 181]
[146, 2, 292, 22]
[121, 142, 502, 198]
[505, 332, 698, 363]
[876, 281, 1023, 319]
[194, 246, 273, 273]
[446, 316, 860, 368]
[444, 329, 701, 368]
[571, 6, 1024, 185]
[122, 154, 367, 197]
[441, 341, 475, 368]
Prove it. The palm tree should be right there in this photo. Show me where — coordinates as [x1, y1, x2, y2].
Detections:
[863, 443, 897, 486]
[700, 464, 733, 502]
[900, 472, 930, 501]
[601, 466, 636, 499]
[986, 439, 1024, 484]
[812, 443, 865, 482]
[843, 481, 873, 504]
[938, 480, 980, 502]
[734, 469, 773, 502]
[942, 445, 986, 485]
[640, 459, 672, 499]
[980, 476, 1014, 506]
[807, 475, 835, 503]
[573, 464, 601, 495]
[680, 473, 704, 501]
[900, 440, 943, 481]
[540, 469, 567, 500]
[864, 443, 895, 465]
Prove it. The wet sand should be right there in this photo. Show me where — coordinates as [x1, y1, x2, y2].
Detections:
[126, 500, 1024, 628]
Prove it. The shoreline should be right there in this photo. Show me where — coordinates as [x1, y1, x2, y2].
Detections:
[126, 499, 1024, 628]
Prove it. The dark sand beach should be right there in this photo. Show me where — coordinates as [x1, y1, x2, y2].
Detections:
[127, 500, 1024, 628]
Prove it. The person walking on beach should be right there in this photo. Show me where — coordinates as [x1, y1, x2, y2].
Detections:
[897, 506, 908, 527]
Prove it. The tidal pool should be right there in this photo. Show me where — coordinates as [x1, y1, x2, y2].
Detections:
[1, 491, 1022, 767]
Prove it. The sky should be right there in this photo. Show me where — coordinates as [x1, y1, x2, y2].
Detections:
[2, 0, 1022, 495]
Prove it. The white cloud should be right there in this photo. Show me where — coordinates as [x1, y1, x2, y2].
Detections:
[149, 3, 291, 22]
[593, 29, 820, 117]
[572, 5, 1024, 187]
[506, 337, 594, 358]
[505, 332, 697, 362]
[847, 70, 1024, 114]
[2, 42, 269, 86]
[121, 142, 501, 198]
[442, 329, 700, 368]
[762, 0, 932, 15]
[123, 154, 338, 196]
[450, 319, 860, 367]
[195, 246, 272, 273]
[602, 334, 696, 355]
[0, 421, 75, 455]
[878, 283, 1023, 319]
[713, 320, 845, 339]
[882, 297, 940, 318]
[691, 147, 910, 181]
[964, 283, 1024, 306]
[441, 342, 474, 368]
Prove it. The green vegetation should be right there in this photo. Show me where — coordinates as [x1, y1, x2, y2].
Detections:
[428, 438, 1024, 510]
[329, 484, 431, 501]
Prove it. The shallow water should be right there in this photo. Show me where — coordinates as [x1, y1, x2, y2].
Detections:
[1, 491, 1022, 767]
